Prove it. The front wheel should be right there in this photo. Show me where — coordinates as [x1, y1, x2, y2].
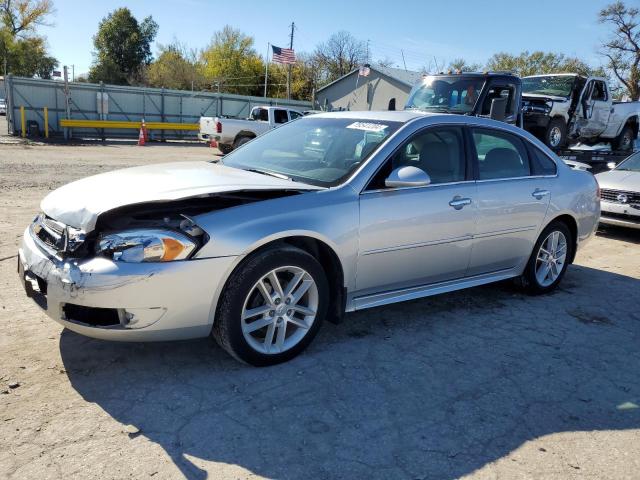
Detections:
[213, 246, 329, 366]
[519, 221, 573, 294]
[544, 118, 567, 149]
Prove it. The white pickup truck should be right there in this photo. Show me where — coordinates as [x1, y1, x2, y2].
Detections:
[522, 74, 640, 150]
[199, 105, 303, 154]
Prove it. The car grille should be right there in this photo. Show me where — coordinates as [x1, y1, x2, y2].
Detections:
[32, 214, 68, 254]
[601, 188, 640, 205]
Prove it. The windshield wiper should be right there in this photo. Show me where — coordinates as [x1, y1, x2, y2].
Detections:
[243, 168, 293, 181]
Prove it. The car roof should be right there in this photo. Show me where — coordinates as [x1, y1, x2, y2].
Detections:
[307, 110, 433, 123]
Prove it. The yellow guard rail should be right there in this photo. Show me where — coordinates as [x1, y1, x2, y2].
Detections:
[59, 119, 199, 131]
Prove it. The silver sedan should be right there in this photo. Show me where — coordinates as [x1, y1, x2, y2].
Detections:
[18, 111, 600, 365]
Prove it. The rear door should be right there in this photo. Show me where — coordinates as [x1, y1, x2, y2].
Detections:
[467, 127, 552, 276]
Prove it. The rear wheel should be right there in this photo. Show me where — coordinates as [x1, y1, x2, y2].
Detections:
[544, 118, 567, 149]
[213, 246, 328, 366]
[233, 136, 253, 149]
[519, 221, 573, 294]
[611, 124, 634, 151]
[218, 144, 233, 155]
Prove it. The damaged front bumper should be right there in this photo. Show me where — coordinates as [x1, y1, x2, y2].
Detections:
[18, 227, 237, 341]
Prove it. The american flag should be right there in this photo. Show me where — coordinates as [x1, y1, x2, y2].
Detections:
[271, 45, 296, 64]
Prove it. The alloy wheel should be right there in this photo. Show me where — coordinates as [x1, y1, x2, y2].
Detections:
[535, 231, 567, 287]
[549, 127, 562, 147]
[241, 266, 319, 354]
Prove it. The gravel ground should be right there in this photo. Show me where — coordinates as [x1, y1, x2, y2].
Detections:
[1, 122, 639, 480]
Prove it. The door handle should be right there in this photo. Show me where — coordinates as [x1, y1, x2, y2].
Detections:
[449, 196, 472, 210]
[532, 189, 550, 200]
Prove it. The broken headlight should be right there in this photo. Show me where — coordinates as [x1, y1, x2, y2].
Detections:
[96, 229, 197, 262]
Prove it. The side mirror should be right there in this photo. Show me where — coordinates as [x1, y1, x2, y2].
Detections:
[489, 97, 507, 121]
[385, 166, 431, 188]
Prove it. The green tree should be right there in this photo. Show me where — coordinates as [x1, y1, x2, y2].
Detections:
[599, 1, 640, 100]
[1, 0, 54, 35]
[486, 51, 602, 77]
[88, 7, 158, 85]
[146, 42, 205, 90]
[0, 0, 57, 77]
[199, 25, 264, 95]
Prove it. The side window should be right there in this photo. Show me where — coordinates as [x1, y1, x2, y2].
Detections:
[473, 129, 531, 180]
[252, 108, 269, 122]
[274, 109, 289, 124]
[529, 146, 557, 176]
[367, 127, 466, 189]
[481, 84, 516, 117]
[289, 110, 302, 120]
[592, 81, 607, 101]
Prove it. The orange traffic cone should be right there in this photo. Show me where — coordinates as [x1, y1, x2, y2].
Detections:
[137, 125, 146, 146]
[141, 119, 149, 142]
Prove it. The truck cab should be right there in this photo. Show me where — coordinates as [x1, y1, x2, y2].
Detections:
[405, 72, 522, 125]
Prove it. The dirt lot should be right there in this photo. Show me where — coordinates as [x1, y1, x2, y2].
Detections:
[1, 124, 640, 479]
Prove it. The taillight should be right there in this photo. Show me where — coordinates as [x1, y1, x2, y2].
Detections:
[215, 118, 222, 134]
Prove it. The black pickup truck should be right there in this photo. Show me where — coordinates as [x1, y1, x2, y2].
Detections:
[405, 72, 637, 172]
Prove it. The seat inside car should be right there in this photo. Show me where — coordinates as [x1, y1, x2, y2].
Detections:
[482, 147, 525, 179]
[418, 141, 461, 183]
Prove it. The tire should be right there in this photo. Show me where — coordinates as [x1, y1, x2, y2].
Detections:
[611, 124, 634, 152]
[519, 221, 573, 295]
[544, 118, 567, 149]
[212, 246, 329, 366]
[233, 136, 253, 149]
[218, 144, 233, 155]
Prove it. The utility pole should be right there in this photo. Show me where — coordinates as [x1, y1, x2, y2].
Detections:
[71, 64, 75, 82]
[287, 21, 295, 100]
[401, 50, 407, 71]
[366, 39, 370, 63]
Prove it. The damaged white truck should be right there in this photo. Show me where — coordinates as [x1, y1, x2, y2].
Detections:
[522, 74, 640, 150]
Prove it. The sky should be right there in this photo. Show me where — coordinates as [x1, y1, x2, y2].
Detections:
[42, 0, 615, 77]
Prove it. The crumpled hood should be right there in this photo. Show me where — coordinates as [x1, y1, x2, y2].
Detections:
[41, 161, 320, 231]
[595, 169, 640, 190]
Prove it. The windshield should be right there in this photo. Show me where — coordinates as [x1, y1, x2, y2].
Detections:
[405, 76, 485, 114]
[523, 76, 576, 97]
[616, 152, 640, 172]
[222, 117, 402, 187]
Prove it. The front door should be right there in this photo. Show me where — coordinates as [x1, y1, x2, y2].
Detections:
[578, 80, 610, 138]
[356, 126, 477, 296]
[467, 127, 551, 275]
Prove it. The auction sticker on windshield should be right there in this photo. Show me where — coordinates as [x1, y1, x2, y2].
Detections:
[346, 122, 388, 132]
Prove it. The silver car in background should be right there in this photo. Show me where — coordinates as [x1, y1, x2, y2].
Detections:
[18, 111, 600, 366]
[596, 151, 640, 229]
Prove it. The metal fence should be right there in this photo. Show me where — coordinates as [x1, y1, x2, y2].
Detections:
[4, 75, 311, 140]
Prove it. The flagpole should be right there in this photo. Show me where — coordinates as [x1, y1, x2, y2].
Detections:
[264, 42, 270, 98]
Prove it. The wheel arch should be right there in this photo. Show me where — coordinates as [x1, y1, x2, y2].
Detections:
[234, 130, 257, 143]
[210, 234, 347, 331]
[543, 213, 579, 264]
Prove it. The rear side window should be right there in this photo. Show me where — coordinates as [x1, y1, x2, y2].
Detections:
[529, 147, 557, 175]
[472, 129, 531, 180]
[274, 109, 289, 124]
[251, 108, 269, 121]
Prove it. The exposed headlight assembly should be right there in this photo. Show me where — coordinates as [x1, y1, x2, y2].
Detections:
[96, 229, 197, 262]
